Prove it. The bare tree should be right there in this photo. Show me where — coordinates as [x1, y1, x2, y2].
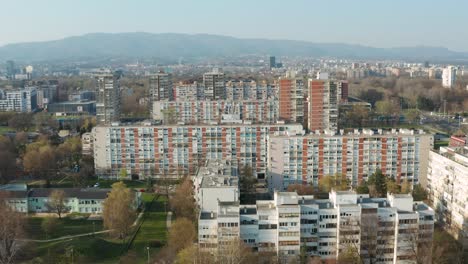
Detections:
[218, 237, 256, 264]
[47, 190, 67, 218]
[0, 200, 24, 264]
[102, 182, 136, 239]
[168, 218, 196, 254]
[170, 177, 196, 220]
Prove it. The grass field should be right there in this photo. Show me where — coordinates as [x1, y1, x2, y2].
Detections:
[130, 193, 168, 262]
[25, 216, 104, 240]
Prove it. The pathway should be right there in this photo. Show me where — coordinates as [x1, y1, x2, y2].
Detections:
[166, 211, 173, 229]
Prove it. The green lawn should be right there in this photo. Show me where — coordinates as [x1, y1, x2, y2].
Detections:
[130, 193, 168, 262]
[21, 235, 124, 264]
[26, 216, 104, 240]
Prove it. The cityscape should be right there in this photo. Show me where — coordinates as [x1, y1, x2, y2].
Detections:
[0, 1, 468, 264]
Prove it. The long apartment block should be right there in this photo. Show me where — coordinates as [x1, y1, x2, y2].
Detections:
[198, 190, 434, 264]
[268, 129, 433, 190]
[152, 100, 279, 124]
[93, 123, 303, 179]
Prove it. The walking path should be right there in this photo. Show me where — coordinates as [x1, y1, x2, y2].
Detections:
[166, 211, 173, 229]
[19, 230, 112, 243]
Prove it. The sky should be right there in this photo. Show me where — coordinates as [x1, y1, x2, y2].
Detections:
[1, 0, 467, 51]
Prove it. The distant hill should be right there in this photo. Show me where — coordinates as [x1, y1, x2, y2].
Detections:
[0, 32, 467, 62]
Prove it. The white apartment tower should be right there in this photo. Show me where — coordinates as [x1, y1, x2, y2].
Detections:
[442, 66, 456, 88]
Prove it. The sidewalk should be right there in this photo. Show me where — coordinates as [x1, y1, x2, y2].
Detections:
[166, 211, 173, 229]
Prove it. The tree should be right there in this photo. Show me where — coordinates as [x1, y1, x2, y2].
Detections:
[219, 237, 257, 264]
[400, 178, 411, 194]
[367, 169, 387, 198]
[405, 109, 420, 124]
[319, 174, 349, 193]
[47, 190, 67, 218]
[386, 177, 400, 194]
[23, 144, 57, 185]
[0, 200, 24, 264]
[412, 184, 427, 201]
[168, 218, 196, 254]
[8, 113, 33, 131]
[239, 165, 256, 204]
[337, 245, 361, 264]
[119, 168, 128, 180]
[355, 180, 369, 194]
[175, 244, 215, 264]
[162, 106, 178, 125]
[102, 182, 136, 239]
[286, 184, 314, 195]
[170, 177, 196, 220]
[343, 105, 370, 128]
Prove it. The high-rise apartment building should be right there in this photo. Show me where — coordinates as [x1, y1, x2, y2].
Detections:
[308, 79, 348, 131]
[93, 123, 303, 179]
[5, 60, 15, 80]
[269, 56, 276, 69]
[149, 72, 173, 101]
[278, 72, 304, 124]
[95, 71, 120, 124]
[204, 68, 225, 100]
[426, 146, 468, 251]
[442, 66, 457, 88]
[268, 129, 433, 190]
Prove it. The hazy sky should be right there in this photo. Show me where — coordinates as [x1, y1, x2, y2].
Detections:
[1, 0, 467, 51]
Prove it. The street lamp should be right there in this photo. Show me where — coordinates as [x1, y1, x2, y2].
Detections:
[146, 246, 150, 263]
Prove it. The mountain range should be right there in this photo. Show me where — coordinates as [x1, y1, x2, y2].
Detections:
[0, 32, 467, 62]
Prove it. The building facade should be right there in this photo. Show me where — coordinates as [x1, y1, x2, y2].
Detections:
[95, 71, 120, 124]
[93, 123, 303, 179]
[268, 129, 433, 191]
[442, 66, 456, 88]
[0, 87, 37, 112]
[278, 73, 304, 124]
[308, 79, 348, 131]
[198, 190, 434, 264]
[152, 100, 279, 124]
[149, 72, 173, 102]
[203, 69, 225, 100]
[426, 146, 468, 251]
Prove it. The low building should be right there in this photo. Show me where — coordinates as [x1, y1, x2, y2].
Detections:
[46, 100, 96, 115]
[0, 187, 141, 215]
[198, 190, 434, 263]
[0, 87, 37, 112]
[193, 159, 239, 212]
[426, 146, 468, 251]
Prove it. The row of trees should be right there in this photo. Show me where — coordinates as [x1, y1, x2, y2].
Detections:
[287, 170, 427, 201]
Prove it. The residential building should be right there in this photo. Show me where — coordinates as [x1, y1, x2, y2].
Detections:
[269, 56, 276, 69]
[198, 190, 434, 263]
[93, 123, 303, 179]
[204, 68, 225, 100]
[174, 81, 200, 101]
[442, 66, 456, 88]
[36, 85, 57, 108]
[6, 60, 15, 80]
[152, 100, 279, 124]
[278, 72, 304, 124]
[149, 72, 173, 101]
[193, 159, 239, 213]
[0, 186, 141, 214]
[426, 146, 468, 251]
[95, 71, 121, 124]
[81, 132, 93, 156]
[0, 87, 37, 112]
[268, 129, 433, 191]
[308, 79, 348, 131]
